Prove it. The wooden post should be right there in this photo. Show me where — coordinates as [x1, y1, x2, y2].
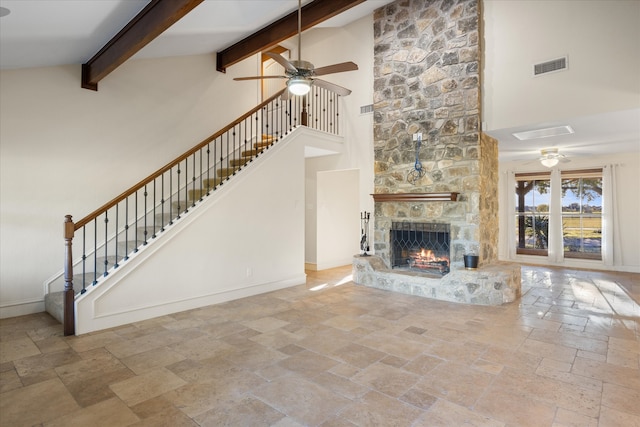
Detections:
[63, 215, 75, 336]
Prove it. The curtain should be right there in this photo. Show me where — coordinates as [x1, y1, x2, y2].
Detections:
[602, 164, 621, 266]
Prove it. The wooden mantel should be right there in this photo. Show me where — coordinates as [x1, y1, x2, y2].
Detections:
[372, 192, 459, 202]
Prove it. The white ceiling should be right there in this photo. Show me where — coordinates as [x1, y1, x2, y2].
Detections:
[0, 0, 638, 162]
[0, 0, 393, 69]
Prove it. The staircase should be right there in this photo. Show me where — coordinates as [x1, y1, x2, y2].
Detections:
[44, 85, 343, 335]
[44, 133, 278, 325]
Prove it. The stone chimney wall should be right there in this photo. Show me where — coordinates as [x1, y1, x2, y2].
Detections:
[372, 0, 498, 268]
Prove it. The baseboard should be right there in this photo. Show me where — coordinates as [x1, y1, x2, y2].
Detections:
[305, 263, 318, 271]
[0, 299, 45, 319]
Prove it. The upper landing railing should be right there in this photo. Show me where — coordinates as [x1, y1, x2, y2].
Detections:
[58, 86, 343, 335]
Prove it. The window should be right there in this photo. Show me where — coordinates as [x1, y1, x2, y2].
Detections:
[514, 169, 603, 261]
[561, 169, 602, 260]
[515, 172, 551, 255]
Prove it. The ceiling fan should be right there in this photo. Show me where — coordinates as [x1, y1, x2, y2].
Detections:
[539, 148, 570, 167]
[233, 0, 358, 97]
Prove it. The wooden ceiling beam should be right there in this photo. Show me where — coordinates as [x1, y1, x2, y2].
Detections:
[82, 0, 204, 91]
[216, 0, 365, 73]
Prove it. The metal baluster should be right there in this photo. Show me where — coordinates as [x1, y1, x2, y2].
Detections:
[184, 159, 189, 213]
[160, 175, 165, 232]
[176, 166, 181, 219]
[198, 148, 203, 200]
[103, 211, 109, 277]
[152, 180, 157, 238]
[81, 227, 87, 293]
[124, 197, 130, 260]
[114, 204, 119, 268]
[93, 218, 98, 284]
[206, 144, 211, 193]
[169, 168, 175, 224]
[191, 153, 196, 207]
[134, 190, 139, 252]
[143, 185, 148, 245]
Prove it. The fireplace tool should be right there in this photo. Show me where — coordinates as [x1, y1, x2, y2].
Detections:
[360, 211, 370, 256]
[408, 134, 425, 184]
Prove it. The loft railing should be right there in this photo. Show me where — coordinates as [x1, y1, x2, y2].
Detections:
[57, 86, 342, 335]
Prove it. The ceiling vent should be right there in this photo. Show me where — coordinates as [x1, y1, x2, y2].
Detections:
[513, 125, 574, 141]
[533, 56, 568, 76]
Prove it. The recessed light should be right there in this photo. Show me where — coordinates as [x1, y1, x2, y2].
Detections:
[0, 7, 10, 18]
[512, 125, 574, 141]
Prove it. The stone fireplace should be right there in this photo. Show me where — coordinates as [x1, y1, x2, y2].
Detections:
[353, 0, 521, 305]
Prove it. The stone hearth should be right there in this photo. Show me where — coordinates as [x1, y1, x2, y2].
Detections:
[353, 255, 520, 305]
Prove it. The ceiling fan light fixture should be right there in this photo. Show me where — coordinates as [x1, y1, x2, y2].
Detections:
[540, 157, 559, 168]
[288, 77, 311, 96]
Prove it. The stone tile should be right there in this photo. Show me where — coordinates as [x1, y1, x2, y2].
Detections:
[241, 316, 290, 332]
[278, 350, 341, 377]
[0, 337, 41, 363]
[553, 407, 598, 427]
[194, 395, 285, 427]
[44, 397, 140, 427]
[1, 265, 638, 426]
[66, 330, 124, 353]
[331, 342, 386, 369]
[13, 348, 81, 378]
[0, 378, 80, 426]
[109, 367, 187, 406]
[311, 371, 369, 400]
[252, 376, 351, 426]
[491, 366, 601, 417]
[352, 362, 419, 398]
[169, 334, 237, 360]
[519, 338, 577, 363]
[249, 328, 302, 349]
[402, 353, 443, 376]
[598, 406, 640, 427]
[338, 390, 423, 426]
[416, 398, 505, 426]
[121, 346, 186, 374]
[0, 368, 22, 393]
[412, 361, 494, 407]
[601, 382, 640, 416]
[474, 385, 556, 426]
[572, 356, 640, 390]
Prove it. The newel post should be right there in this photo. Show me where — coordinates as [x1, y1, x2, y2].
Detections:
[63, 215, 75, 336]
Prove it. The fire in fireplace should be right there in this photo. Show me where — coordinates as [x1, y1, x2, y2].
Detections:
[390, 222, 450, 275]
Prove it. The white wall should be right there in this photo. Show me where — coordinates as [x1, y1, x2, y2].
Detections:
[75, 129, 309, 334]
[315, 169, 360, 270]
[0, 53, 261, 317]
[498, 151, 640, 272]
[483, 0, 640, 131]
[302, 15, 376, 263]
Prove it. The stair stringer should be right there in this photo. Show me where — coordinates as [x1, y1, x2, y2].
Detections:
[75, 127, 344, 335]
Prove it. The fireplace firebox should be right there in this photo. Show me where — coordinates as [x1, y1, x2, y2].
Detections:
[390, 222, 450, 275]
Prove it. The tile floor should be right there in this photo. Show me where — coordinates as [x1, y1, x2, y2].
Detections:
[1, 265, 638, 426]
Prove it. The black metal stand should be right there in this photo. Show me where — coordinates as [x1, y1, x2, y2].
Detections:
[360, 212, 370, 256]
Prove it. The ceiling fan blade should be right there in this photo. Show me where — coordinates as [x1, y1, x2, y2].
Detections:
[312, 79, 352, 96]
[233, 75, 287, 81]
[313, 61, 358, 76]
[265, 52, 298, 74]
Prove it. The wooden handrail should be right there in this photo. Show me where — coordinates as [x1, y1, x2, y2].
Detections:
[74, 88, 286, 230]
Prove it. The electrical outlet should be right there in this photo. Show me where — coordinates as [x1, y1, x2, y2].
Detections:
[413, 133, 422, 141]
[246, 267, 253, 277]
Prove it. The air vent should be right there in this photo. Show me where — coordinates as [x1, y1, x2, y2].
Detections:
[533, 56, 568, 76]
[360, 104, 374, 114]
